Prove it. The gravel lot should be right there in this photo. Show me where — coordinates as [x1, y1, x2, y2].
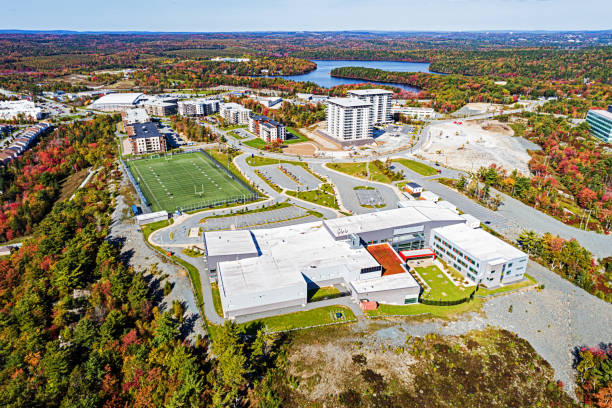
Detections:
[109, 171, 206, 342]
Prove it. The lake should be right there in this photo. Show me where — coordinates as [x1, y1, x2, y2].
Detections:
[279, 60, 431, 92]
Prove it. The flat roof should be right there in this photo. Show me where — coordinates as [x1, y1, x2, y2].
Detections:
[400, 248, 435, 258]
[348, 89, 393, 96]
[589, 109, 612, 121]
[217, 221, 379, 296]
[432, 223, 526, 262]
[350, 272, 419, 294]
[92, 92, 144, 106]
[135, 211, 168, 222]
[323, 207, 430, 238]
[366, 243, 406, 276]
[398, 200, 439, 209]
[412, 206, 464, 222]
[123, 108, 150, 124]
[130, 122, 162, 139]
[204, 230, 258, 257]
[406, 182, 422, 189]
[328, 97, 372, 108]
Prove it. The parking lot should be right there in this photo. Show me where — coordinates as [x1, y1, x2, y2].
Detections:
[201, 205, 309, 231]
[356, 189, 385, 207]
[233, 128, 255, 139]
[258, 165, 301, 191]
[279, 164, 322, 190]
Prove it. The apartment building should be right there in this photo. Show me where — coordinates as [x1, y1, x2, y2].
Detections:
[347, 89, 393, 124]
[177, 99, 219, 117]
[127, 122, 167, 155]
[326, 98, 373, 142]
[144, 100, 178, 116]
[219, 102, 251, 125]
[391, 106, 440, 121]
[248, 114, 287, 142]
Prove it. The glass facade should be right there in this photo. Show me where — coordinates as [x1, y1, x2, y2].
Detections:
[586, 110, 612, 143]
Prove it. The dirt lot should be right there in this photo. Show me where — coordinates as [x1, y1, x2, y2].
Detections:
[283, 142, 318, 156]
[275, 324, 576, 407]
[419, 120, 532, 175]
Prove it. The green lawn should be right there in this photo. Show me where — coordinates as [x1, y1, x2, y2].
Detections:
[307, 286, 341, 302]
[285, 127, 310, 144]
[210, 282, 224, 318]
[366, 299, 483, 318]
[221, 124, 248, 131]
[354, 186, 375, 190]
[326, 162, 368, 179]
[327, 162, 397, 183]
[366, 270, 538, 319]
[368, 163, 397, 183]
[127, 151, 255, 212]
[244, 138, 267, 149]
[393, 158, 438, 176]
[258, 305, 355, 332]
[416, 265, 471, 302]
[206, 149, 263, 195]
[286, 184, 339, 209]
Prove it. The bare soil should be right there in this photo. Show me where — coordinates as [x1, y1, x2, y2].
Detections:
[58, 168, 90, 202]
[274, 324, 577, 408]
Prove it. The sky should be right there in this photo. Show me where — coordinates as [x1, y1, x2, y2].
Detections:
[2, 0, 611, 32]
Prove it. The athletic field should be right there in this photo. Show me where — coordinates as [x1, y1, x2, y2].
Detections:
[127, 151, 255, 212]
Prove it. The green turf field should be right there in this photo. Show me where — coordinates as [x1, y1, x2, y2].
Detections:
[127, 152, 255, 212]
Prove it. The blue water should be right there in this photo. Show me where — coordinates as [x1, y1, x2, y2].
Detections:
[279, 60, 431, 91]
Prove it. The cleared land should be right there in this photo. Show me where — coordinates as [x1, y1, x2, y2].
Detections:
[127, 151, 253, 212]
[419, 120, 532, 174]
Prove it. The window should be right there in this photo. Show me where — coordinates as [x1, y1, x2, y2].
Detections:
[361, 266, 382, 274]
[404, 297, 417, 304]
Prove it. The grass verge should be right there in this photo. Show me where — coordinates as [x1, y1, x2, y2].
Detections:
[393, 158, 438, 176]
[259, 305, 355, 332]
[210, 282, 224, 318]
[286, 184, 339, 210]
[307, 286, 341, 302]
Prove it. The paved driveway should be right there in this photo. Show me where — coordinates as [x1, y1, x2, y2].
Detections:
[311, 163, 401, 214]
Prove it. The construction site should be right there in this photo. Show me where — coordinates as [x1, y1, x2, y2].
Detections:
[418, 119, 535, 175]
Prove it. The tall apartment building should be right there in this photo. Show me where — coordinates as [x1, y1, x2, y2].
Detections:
[177, 99, 219, 117]
[144, 100, 178, 116]
[127, 122, 167, 155]
[248, 115, 287, 142]
[219, 102, 251, 125]
[586, 108, 612, 143]
[326, 98, 373, 142]
[347, 89, 393, 124]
